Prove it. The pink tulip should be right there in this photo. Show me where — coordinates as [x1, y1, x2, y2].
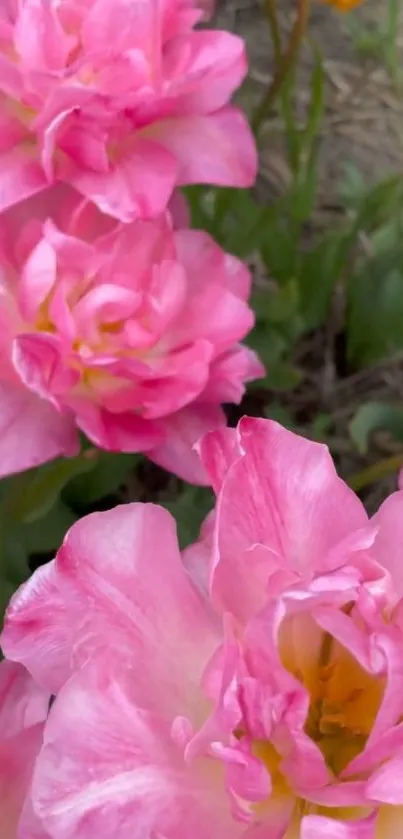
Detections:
[4, 418, 403, 838]
[0, 0, 256, 221]
[0, 660, 49, 838]
[0, 191, 263, 481]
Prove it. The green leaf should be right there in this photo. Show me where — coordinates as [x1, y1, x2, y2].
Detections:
[260, 215, 297, 284]
[339, 163, 367, 209]
[182, 186, 216, 235]
[310, 413, 333, 442]
[64, 452, 140, 507]
[246, 326, 288, 369]
[298, 231, 350, 330]
[0, 577, 19, 623]
[263, 361, 302, 391]
[286, 53, 324, 224]
[0, 535, 29, 585]
[3, 452, 97, 525]
[252, 279, 299, 325]
[371, 217, 403, 255]
[20, 500, 76, 554]
[354, 176, 403, 232]
[347, 257, 403, 366]
[350, 402, 403, 453]
[221, 194, 274, 259]
[0, 532, 29, 622]
[163, 486, 213, 549]
[303, 51, 325, 157]
[280, 69, 301, 175]
[289, 162, 319, 224]
[263, 404, 295, 428]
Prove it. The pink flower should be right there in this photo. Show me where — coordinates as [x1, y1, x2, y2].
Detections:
[4, 418, 403, 838]
[0, 0, 256, 221]
[0, 660, 49, 838]
[0, 191, 263, 481]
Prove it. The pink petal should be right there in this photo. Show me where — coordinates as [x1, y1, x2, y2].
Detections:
[209, 417, 369, 620]
[372, 492, 403, 599]
[0, 185, 85, 264]
[75, 404, 164, 452]
[176, 229, 252, 299]
[14, 0, 75, 72]
[53, 503, 219, 712]
[149, 402, 226, 484]
[0, 381, 78, 478]
[1, 561, 73, 694]
[80, 0, 159, 52]
[13, 334, 79, 402]
[168, 190, 190, 228]
[172, 276, 255, 352]
[0, 109, 28, 153]
[0, 147, 47, 213]
[0, 662, 49, 839]
[73, 284, 143, 338]
[163, 30, 247, 114]
[196, 426, 241, 494]
[202, 346, 265, 403]
[367, 757, 403, 804]
[65, 139, 177, 222]
[135, 340, 213, 419]
[0, 723, 46, 839]
[151, 106, 257, 189]
[31, 657, 237, 839]
[0, 661, 48, 735]
[16, 798, 51, 839]
[301, 812, 377, 839]
[18, 237, 57, 322]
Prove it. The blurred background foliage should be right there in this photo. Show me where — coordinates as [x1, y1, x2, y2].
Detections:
[1, 0, 403, 608]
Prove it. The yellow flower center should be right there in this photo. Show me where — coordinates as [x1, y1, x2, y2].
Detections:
[240, 611, 386, 832]
[281, 613, 385, 778]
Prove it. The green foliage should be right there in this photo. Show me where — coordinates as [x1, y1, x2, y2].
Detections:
[163, 486, 213, 550]
[350, 403, 403, 454]
[348, 0, 402, 88]
[0, 450, 140, 608]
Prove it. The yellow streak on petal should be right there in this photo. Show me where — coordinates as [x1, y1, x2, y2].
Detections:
[377, 805, 403, 838]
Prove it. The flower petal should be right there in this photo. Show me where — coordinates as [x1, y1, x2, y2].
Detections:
[210, 417, 369, 620]
[1, 561, 72, 694]
[65, 139, 177, 223]
[0, 147, 47, 213]
[149, 402, 226, 485]
[372, 491, 403, 599]
[0, 660, 49, 735]
[55, 503, 219, 712]
[0, 723, 46, 839]
[366, 757, 403, 804]
[0, 381, 78, 478]
[31, 657, 239, 839]
[301, 812, 376, 839]
[151, 107, 257, 189]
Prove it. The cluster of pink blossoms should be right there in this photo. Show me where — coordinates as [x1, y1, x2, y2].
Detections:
[2, 417, 403, 838]
[0, 0, 262, 482]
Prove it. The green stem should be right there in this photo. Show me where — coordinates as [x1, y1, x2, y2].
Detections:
[252, 0, 311, 136]
[265, 0, 282, 64]
[347, 453, 403, 492]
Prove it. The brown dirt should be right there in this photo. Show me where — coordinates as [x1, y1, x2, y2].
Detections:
[216, 0, 403, 201]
